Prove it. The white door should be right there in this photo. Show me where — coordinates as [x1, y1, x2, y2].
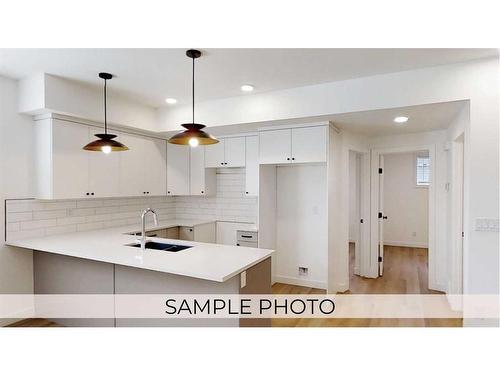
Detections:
[378, 155, 385, 276]
[259, 129, 291, 164]
[166, 143, 190, 196]
[190, 145, 206, 195]
[87, 126, 120, 197]
[204, 139, 225, 167]
[52, 120, 90, 199]
[119, 133, 145, 197]
[291, 126, 327, 163]
[143, 137, 167, 196]
[245, 136, 259, 196]
[224, 137, 246, 167]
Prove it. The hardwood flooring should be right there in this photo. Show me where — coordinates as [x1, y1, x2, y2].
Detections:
[271, 245, 462, 327]
[6, 245, 462, 328]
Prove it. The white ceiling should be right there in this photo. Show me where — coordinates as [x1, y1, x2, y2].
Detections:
[330, 101, 467, 137]
[0, 49, 496, 107]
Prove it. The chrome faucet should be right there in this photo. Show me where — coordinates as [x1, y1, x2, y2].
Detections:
[139, 207, 158, 250]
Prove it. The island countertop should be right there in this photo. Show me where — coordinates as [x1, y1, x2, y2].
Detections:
[6, 220, 272, 283]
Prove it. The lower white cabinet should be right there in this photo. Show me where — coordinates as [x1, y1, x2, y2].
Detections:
[245, 136, 259, 196]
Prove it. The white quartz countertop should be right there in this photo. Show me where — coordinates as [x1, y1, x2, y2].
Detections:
[7, 220, 272, 283]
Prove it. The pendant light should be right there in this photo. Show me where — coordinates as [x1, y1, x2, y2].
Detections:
[168, 50, 219, 147]
[83, 73, 129, 153]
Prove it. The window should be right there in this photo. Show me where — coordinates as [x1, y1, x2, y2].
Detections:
[416, 154, 430, 187]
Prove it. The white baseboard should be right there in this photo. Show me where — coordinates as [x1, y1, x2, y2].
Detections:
[383, 240, 428, 249]
[274, 275, 327, 290]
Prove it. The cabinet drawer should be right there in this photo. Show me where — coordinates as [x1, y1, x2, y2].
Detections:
[237, 231, 258, 242]
[236, 240, 258, 248]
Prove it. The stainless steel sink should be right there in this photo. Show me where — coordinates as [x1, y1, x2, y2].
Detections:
[125, 242, 192, 252]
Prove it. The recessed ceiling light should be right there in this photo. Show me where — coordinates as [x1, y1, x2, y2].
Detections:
[394, 116, 409, 123]
[165, 98, 177, 104]
[241, 84, 254, 92]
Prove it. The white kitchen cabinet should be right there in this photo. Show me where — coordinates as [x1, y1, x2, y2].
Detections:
[190, 146, 216, 196]
[224, 137, 246, 167]
[35, 119, 167, 199]
[88, 126, 120, 197]
[167, 143, 190, 196]
[245, 136, 259, 196]
[259, 129, 292, 164]
[291, 126, 327, 163]
[204, 140, 225, 167]
[51, 120, 90, 199]
[143, 137, 167, 196]
[119, 133, 145, 197]
[204, 137, 246, 168]
[259, 126, 327, 165]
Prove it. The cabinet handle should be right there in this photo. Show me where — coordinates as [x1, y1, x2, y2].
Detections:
[220, 162, 224, 165]
[167, 191, 171, 194]
[86, 192, 89, 196]
[91, 192, 94, 195]
[201, 191, 204, 194]
[292, 158, 295, 161]
[245, 192, 249, 194]
[189, 228, 193, 232]
[287, 157, 290, 161]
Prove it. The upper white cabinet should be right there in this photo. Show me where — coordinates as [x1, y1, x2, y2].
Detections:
[204, 140, 225, 167]
[190, 146, 216, 196]
[167, 144, 216, 196]
[259, 129, 292, 164]
[290, 126, 327, 163]
[259, 125, 327, 164]
[245, 136, 259, 196]
[224, 137, 246, 167]
[205, 137, 246, 168]
[119, 134, 166, 197]
[167, 143, 190, 196]
[35, 118, 167, 200]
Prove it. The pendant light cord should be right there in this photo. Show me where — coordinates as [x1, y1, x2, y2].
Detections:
[192, 56, 195, 124]
[104, 78, 108, 134]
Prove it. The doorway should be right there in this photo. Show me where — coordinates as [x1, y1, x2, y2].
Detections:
[370, 145, 438, 292]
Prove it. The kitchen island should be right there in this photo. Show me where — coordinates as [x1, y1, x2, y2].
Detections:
[7, 220, 272, 327]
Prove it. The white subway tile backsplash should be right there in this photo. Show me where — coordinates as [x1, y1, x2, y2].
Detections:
[5, 168, 257, 241]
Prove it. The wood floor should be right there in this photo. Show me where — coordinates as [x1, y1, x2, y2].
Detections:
[271, 245, 462, 327]
[6, 245, 462, 328]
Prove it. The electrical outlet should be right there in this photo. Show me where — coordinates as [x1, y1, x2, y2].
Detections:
[299, 267, 308, 276]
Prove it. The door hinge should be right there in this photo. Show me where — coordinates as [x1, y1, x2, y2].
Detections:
[378, 212, 383, 219]
[378, 256, 383, 262]
[378, 168, 383, 174]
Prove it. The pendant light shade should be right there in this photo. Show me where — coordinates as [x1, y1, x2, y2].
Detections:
[168, 50, 219, 147]
[83, 73, 129, 153]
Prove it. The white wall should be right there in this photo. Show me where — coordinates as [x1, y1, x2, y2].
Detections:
[0, 75, 35, 326]
[275, 165, 328, 289]
[19, 74, 159, 132]
[383, 152, 429, 248]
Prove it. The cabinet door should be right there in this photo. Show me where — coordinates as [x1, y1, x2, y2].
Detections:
[179, 226, 194, 241]
[119, 134, 145, 197]
[291, 126, 327, 163]
[204, 140, 225, 167]
[88, 126, 120, 197]
[259, 129, 291, 164]
[245, 136, 259, 196]
[224, 137, 246, 167]
[166, 143, 190, 196]
[52, 120, 89, 199]
[143, 137, 167, 196]
[190, 146, 206, 195]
